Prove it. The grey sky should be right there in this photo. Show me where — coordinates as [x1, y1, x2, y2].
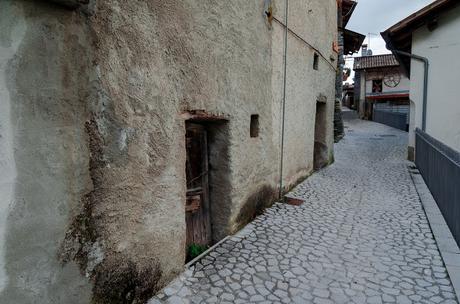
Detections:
[344, 0, 435, 84]
[346, 0, 435, 55]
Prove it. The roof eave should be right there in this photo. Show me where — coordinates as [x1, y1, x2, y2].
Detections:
[381, 0, 460, 77]
[353, 65, 400, 72]
[342, 0, 358, 28]
[343, 29, 366, 55]
[381, 31, 411, 77]
[383, 0, 456, 35]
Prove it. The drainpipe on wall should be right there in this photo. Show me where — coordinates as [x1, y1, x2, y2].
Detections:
[390, 49, 429, 132]
[279, 0, 289, 199]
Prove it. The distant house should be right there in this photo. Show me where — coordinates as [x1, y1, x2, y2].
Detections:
[382, 0, 460, 247]
[353, 52, 411, 130]
[335, 0, 365, 141]
[342, 83, 355, 109]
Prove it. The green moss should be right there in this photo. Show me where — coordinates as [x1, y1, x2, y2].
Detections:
[187, 244, 209, 261]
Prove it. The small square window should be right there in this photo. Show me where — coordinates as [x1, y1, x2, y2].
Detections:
[250, 115, 259, 138]
[313, 53, 319, 70]
[372, 79, 383, 93]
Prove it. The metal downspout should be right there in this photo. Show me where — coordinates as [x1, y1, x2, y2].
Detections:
[279, 0, 289, 199]
[390, 49, 429, 131]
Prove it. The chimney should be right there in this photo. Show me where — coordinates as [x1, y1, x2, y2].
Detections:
[361, 44, 368, 56]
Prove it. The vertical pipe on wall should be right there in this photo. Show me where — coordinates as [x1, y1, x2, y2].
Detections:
[390, 49, 429, 131]
[421, 59, 429, 132]
[279, 0, 289, 199]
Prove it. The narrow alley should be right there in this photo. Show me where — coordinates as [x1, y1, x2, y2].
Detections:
[151, 118, 458, 304]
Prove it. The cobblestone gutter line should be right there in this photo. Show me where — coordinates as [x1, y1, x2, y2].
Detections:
[410, 168, 460, 299]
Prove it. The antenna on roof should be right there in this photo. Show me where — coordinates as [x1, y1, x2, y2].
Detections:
[367, 32, 378, 49]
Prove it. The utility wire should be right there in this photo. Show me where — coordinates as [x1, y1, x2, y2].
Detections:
[272, 16, 337, 72]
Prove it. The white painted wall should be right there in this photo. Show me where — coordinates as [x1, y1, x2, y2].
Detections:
[365, 75, 410, 94]
[409, 5, 460, 152]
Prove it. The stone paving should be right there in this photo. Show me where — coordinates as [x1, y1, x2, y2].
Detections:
[149, 118, 458, 304]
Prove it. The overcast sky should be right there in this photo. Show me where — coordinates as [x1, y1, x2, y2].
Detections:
[344, 0, 435, 83]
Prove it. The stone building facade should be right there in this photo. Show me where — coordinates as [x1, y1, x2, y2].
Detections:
[0, 1, 338, 303]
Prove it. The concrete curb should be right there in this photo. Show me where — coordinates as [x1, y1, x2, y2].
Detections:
[410, 167, 460, 300]
[184, 235, 231, 269]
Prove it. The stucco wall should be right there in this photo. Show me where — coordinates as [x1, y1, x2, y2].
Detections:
[409, 5, 460, 152]
[0, 2, 93, 303]
[272, 0, 337, 187]
[0, 1, 337, 303]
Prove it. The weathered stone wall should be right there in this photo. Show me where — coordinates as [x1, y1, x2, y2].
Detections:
[334, 27, 345, 143]
[0, 1, 337, 303]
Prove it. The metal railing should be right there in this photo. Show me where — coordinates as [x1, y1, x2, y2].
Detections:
[415, 129, 460, 247]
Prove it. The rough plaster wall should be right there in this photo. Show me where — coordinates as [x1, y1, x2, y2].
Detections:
[334, 28, 345, 143]
[0, 1, 92, 303]
[410, 5, 460, 151]
[271, 0, 337, 188]
[64, 2, 189, 302]
[181, 1, 280, 237]
[70, 1, 280, 300]
[0, 0, 338, 302]
[79, 0, 336, 298]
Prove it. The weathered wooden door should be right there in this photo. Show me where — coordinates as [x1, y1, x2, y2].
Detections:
[185, 123, 212, 248]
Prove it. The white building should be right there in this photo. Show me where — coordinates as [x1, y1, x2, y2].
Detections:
[353, 53, 410, 130]
[383, 0, 460, 248]
[382, 0, 460, 159]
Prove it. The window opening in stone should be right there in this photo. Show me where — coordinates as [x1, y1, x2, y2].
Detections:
[250, 115, 260, 138]
[313, 53, 319, 70]
[372, 79, 383, 93]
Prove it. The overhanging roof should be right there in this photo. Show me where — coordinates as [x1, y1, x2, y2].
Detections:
[342, 0, 358, 28]
[353, 54, 399, 71]
[381, 0, 460, 75]
[343, 29, 366, 55]
[45, 0, 88, 9]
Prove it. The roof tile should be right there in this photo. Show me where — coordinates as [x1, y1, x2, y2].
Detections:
[353, 54, 399, 70]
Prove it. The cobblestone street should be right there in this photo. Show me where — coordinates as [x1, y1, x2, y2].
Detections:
[150, 118, 458, 304]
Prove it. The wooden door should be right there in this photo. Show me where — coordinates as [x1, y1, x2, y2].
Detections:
[185, 123, 212, 248]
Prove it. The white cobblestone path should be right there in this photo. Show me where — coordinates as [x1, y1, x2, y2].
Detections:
[150, 119, 458, 304]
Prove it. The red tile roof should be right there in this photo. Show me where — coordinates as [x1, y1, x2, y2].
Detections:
[353, 54, 399, 70]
